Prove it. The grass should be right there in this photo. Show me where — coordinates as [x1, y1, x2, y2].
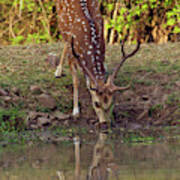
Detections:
[0, 107, 26, 133]
[166, 92, 180, 105]
[0, 42, 180, 143]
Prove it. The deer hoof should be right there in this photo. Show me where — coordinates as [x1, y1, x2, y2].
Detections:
[72, 108, 80, 119]
[55, 68, 63, 78]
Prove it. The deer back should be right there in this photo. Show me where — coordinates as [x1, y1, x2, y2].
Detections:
[56, 0, 106, 80]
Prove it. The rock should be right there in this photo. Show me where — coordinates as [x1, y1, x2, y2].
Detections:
[175, 81, 180, 87]
[53, 111, 70, 120]
[1, 96, 11, 102]
[122, 90, 134, 100]
[28, 111, 49, 120]
[0, 88, 8, 96]
[12, 96, 20, 103]
[127, 123, 142, 130]
[30, 124, 39, 129]
[12, 87, 20, 96]
[37, 117, 51, 126]
[30, 85, 42, 95]
[37, 94, 56, 109]
[28, 111, 39, 120]
[142, 95, 149, 101]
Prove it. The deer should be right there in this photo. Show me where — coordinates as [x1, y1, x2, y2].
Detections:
[55, 0, 140, 126]
[87, 133, 120, 180]
[73, 133, 119, 180]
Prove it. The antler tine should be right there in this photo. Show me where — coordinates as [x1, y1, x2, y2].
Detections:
[121, 34, 128, 57]
[71, 37, 98, 89]
[111, 36, 141, 81]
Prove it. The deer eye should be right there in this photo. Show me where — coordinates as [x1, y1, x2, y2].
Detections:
[94, 101, 101, 108]
[98, 91, 103, 96]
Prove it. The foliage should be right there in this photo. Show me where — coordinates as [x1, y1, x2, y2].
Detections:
[0, 0, 56, 45]
[104, 0, 179, 43]
[0, 0, 179, 45]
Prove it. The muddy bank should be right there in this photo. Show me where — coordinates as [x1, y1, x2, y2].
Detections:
[0, 42, 179, 142]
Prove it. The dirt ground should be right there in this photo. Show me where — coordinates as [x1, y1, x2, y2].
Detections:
[0, 42, 180, 137]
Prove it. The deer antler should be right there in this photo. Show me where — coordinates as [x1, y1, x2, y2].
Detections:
[71, 37, 98, 89]
[111, 36, 141, 81]
[107, 35, 141, 92]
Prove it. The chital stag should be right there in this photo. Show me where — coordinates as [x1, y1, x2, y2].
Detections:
[87, 133, 119, 179]
[55, 0, 140, 125]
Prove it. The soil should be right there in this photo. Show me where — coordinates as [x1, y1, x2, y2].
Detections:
[0, 42, 180, 139]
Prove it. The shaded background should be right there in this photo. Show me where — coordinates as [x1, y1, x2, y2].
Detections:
[0, 0, 179, 45]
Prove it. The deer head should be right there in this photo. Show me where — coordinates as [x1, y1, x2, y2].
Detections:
[71, 36, 140, 124]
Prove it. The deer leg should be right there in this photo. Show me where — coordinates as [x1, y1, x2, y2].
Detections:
[69, 61, 80, 117]
[74, 136, 80, 180]
[55, 42, 68, 78]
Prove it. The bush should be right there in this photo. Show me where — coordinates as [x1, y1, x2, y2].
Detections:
[103, 0, 179, 43]
[0, 0, 57, 45]
[0, 0, 179, 45]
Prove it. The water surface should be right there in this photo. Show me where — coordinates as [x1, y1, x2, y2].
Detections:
[0, 133, 180, 180]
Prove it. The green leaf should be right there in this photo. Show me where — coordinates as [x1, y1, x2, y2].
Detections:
[142, 4, 148, 11]
[173, 26, 180, 33]
[11, 35, 24, 45]
[107, 3, 114, 12]
[167, 18, 176, 26]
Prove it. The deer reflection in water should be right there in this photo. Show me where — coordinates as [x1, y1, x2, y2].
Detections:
[73, 133, 119, 180]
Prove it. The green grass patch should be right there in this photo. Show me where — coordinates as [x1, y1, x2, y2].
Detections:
[0, 108, 26, 133]
[166, 92, 180, 105]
